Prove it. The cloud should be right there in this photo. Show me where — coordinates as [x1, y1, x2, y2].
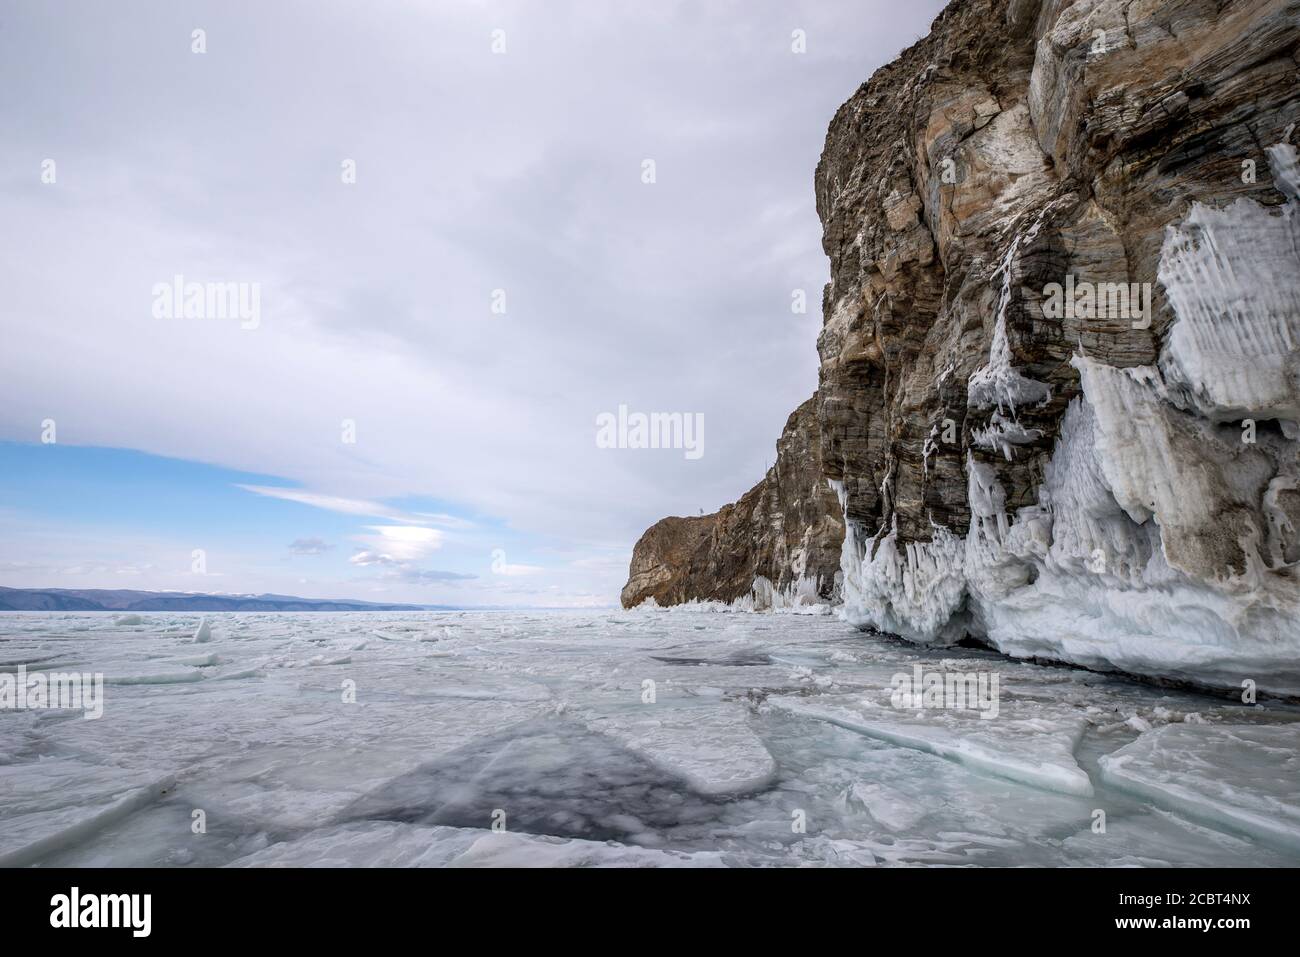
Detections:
[288, 537, 333, 555]
[349, 526, 475, 586]
[350, 526, 451, 582]
[490, 548, 543, 576]
[351, 525, 445, 563]
[238, 486, 470, 529]
[349, 550, 398, 567]
[0, 0, 946, 604]
[58, 561, 155, 577]
[491, 561, 543, 574]
[491, 562, 544, 577]
[569, 554, 632, 570]
[388, 568, 478, 584]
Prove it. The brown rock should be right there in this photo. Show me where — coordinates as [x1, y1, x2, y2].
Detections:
[624, 0, 1300, 641]
[621, 398, 843, 607]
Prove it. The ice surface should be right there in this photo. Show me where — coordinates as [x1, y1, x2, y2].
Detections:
[228, 821, 724, 868]
[2, 609, 1298, 867]
[770, 688, 1094, 796]
[0, 756, 176, 867]
[1099, 723, 1300, 851]
[581, 704, 777, 796]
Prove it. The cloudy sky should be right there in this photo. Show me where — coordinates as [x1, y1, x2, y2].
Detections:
[0, 0, 945, 606]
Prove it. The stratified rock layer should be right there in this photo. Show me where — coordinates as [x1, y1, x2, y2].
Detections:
[621, 398, 843, 608]
[626, 0, 1300, 694]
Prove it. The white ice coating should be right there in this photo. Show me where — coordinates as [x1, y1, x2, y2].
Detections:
[921, 424, 940, 476]
[634, 566, 837, 613]
[1158, 136, 1300, 423]
[971, 412, 1043, 460]
[639, 573, 836, 616]
[840, 141, 1300, 695]
[966, 216, 1054, 416]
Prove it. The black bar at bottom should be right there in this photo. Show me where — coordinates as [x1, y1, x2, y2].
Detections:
[0, 866, 1289, 944]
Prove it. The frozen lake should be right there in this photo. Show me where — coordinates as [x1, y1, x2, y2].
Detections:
[2, 609, 1298, 867]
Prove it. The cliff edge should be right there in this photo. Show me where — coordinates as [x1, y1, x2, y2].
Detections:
[624, 0, 1300, 695]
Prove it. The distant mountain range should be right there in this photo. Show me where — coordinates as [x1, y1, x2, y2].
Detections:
[0, 586, 461, 612]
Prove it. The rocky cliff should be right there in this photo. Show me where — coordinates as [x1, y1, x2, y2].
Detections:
[621, 398, 844, 608]
[624, 0, 1300, 695]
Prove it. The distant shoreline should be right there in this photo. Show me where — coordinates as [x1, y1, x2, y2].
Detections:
[0, 586, 613, 613]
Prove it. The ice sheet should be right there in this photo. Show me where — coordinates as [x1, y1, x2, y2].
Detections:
[769, 690, 1094, 796]
[582, 704, 777, 795]
[228, 821, 725, 868]
[2, 609, 1298, 867]
[1099, 723, 1300, 851]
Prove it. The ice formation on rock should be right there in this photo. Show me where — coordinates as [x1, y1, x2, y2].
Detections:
[839, 141, 1300, 696]
[1159, 136, 1300, 423]
[624, 0, 1300, 698]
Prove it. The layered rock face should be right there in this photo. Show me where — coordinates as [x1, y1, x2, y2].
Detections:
[621, 398, 844, 608]
[626, 0, 1300, 694]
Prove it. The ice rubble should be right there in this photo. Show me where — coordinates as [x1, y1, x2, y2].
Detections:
[3, 610, 1300, 866]
[769, 691, 1094, 796]
[1099, 723, 1300, 852]
[0, 757, 176, 867]
[839, 141, 1300, 695]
